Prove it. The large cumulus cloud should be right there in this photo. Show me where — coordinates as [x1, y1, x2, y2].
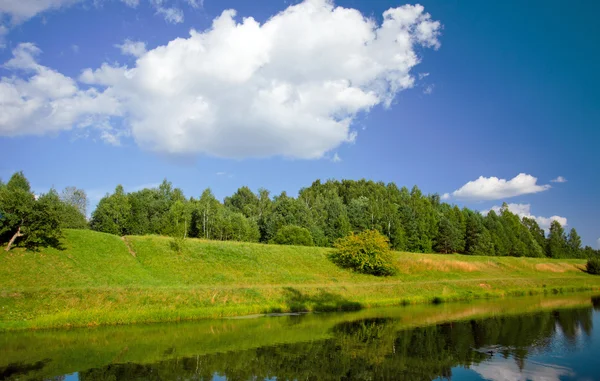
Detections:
[0, 0, 441, 159]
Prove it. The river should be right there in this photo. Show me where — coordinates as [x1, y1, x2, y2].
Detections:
[1, 293, 599, 380]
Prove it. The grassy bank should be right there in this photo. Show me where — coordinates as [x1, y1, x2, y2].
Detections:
[1, 229, 600, 330]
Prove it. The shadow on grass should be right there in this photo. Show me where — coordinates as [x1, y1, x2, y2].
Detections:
[271, 287, 362, 313]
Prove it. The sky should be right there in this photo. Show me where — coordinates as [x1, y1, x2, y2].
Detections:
[0, 0, 598, 248]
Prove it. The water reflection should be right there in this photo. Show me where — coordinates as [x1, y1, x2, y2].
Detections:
[1, 294, 599, 381]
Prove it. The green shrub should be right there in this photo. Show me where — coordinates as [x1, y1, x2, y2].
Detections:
[330, 230, 396, 276]
[587, 258, 600, 275]
[271, 225, 314, 246]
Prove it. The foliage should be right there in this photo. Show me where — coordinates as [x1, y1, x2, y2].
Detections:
[331, 230, 396, 276]
[587, 258, 600, 275]
[0, 172, 62, 251]
[89, 185, 131, 236]
[2, 172, 594, 259]
[271, 225, 314, 246]
[547, 221, 568, 258]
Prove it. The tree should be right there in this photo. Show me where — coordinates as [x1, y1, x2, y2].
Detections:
[271, 225, 314, 246]
[566, 228, 582, 258]
[522, 217, 545, 253]
[330, 230, 396, 276]
[546, 221, 567, 258]
[435, 216, 460, 254]
[90, 185, 131, 235]
[60, 186, 88, 217]
[0, 172, 62, 251]
[224, 186, 259, 219]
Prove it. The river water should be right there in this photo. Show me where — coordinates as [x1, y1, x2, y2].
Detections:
[1, 293, 599, 380]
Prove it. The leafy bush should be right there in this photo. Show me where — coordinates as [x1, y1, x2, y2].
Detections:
[587, 258, 600, 275]
[330, 230, 396, 276]
[271, 225, 314, 246]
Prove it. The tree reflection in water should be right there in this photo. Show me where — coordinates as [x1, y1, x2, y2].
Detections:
[69, 307, 594, 381]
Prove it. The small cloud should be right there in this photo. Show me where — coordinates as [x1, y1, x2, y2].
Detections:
[441, 193, 450, 200]
[332, 153, 342, 163]
[216, 172, 226, 176]
[120, 0, 140, 7]
[71, 44, 79, 53]
[481, 203, 567, 232]
[157, 7, 184, 24]
[423, 84, 434, 95]
[551, 176, 567, 183]
[418, 72, 430, 80]
[115, 39, 146, 57]
[448, 173, 551, 201]
[185, 0, 204, 8]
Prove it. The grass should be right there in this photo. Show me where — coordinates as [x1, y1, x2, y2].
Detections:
[1, 229, 600, 330]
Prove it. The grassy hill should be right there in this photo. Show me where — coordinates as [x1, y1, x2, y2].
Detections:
[1, 229, 599, 330]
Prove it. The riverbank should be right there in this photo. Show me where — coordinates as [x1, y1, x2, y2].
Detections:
[2, 229, 600, 331]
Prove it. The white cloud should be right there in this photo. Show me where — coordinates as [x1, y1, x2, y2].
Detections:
[418, 72, 429, 79]
[0, 1, 441, 160]
[481, 203, 567, 231]
[0, 43, 122, 138]
[332, 153, 342, 162]
[156, 6, 184, 23]
[115, 39, 147, 57]
[448, 173, 550, 201]
[0, 0, 81, 24]
[71, 44, 79, 53]
[0, 0, 191, 39]
[120, 0, 140, 7]
[551, 176, 567, 183]
[441, 193, 450, 200]
[185, 0, 203, 9]
[423, 84, 434, 94]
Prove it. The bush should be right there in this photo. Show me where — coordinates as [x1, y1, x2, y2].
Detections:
[587, 258, 600, 275]
[330, 230, 396, 276]
[271, 225, 314, 246]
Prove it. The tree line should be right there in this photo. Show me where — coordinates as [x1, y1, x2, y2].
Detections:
[1, 172, 598, 259]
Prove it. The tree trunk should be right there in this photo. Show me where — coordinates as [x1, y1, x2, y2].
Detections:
[5, 225, 23, 252]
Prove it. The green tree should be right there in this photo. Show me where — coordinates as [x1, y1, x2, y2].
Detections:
[546, 220, 568, 258]
[224, 186, 259, 219]
[435, 215, 460, 254]
[90, 185, 131, 235]
[0, 172, 62, 251]
[271, 225, 314, 246]
[566, 228, 582, 258]
[522, 217, 546, 253]
[331, 230, 396, 276]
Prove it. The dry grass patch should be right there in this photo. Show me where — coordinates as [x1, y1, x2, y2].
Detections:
[413, 258, 483, 273]
[535, 263, 581, 273]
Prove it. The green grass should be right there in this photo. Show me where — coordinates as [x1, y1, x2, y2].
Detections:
[1, 229, 600, 330]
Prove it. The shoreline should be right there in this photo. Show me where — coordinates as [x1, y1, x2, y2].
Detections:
[2, 229, 600, 331]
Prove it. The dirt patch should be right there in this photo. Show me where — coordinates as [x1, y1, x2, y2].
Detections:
[479, 283, 492, 289]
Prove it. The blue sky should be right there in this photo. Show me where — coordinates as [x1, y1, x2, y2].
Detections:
[0, 0, 598, 247]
